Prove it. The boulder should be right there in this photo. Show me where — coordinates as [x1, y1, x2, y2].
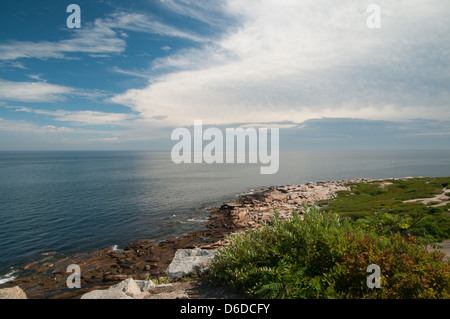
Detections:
[0, 286, 27, 299]
[166, 248, 217, 280]
[108, 278, 141, 297]
[81, 289, 133, 299]
[134, 279, 156, 292]
[80, 278, 160, 299]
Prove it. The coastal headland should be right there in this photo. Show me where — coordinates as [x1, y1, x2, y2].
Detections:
[3, 177, 449, 299]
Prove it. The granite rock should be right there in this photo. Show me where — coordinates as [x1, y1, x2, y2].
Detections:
[0, 286, 27, 299]
[167, 248, 217, 280]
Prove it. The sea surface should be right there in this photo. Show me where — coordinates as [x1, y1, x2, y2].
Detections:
[1, 150, 449, 283]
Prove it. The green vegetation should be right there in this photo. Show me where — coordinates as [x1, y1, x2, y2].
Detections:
[210, 205, 450, 299]
[321, 177, 450, 242]
[210, 177, 450, 299]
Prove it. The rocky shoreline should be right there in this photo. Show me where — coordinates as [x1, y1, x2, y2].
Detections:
[2, 178, 372, 299]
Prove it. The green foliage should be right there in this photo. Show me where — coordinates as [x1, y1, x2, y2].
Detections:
[354, 211, 413, 236]
[321, 177, 450, 242]
[336, 232, 450, 299]
[210, 205, 450, 299]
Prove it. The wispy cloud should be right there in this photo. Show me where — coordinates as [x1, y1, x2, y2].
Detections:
[0, 20, 126, 60]
[106, 12, 206, 42]
[159, 0, 236, 30]
[14, 107, 136, 126]
[110, 66, 152, 79]
[87, 137, 119, 142]
[26, 74, 45, 81]
[0, 117, 73, 134]
[0, 78, 110, 103]
[0, 11, 204, 61]
[0, 79, 73, 102]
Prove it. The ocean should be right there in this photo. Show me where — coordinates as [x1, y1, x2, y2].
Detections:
[1, 150, 449, 283]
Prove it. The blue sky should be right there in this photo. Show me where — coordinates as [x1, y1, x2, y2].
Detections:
[0, 0, 449, 150]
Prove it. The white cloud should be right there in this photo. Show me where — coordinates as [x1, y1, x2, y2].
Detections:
[88, 137, 119, 142]
[0, 21, 126, 60]
[52, 110, 134, 125]
[0, 79, 108, 103]
[43, 125, 75, 133]
[111, 0, 450, 126]
[0, 79, 73, 102]
[0, 12, 204, 61]
[0, 118, 73, 134]
[106, 12, 205, 42]
[26, 74, 44, 81]
[110, 66, 152, 79]
[159, 0, 235, 29]
[14, 107, 136, 125]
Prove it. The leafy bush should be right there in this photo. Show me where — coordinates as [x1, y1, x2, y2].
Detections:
[355, 208, 450, 243]
[210, 205, 450, 299]
[336, 233, 449, 298]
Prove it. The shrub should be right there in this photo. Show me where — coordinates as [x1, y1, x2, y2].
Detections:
[336, 233, 449, 298]
[210, 205, 450, 299]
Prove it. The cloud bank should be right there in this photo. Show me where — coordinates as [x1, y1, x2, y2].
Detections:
[111, 0, 450, 126]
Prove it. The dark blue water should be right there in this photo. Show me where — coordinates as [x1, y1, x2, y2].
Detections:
[0, 150, 449, 282]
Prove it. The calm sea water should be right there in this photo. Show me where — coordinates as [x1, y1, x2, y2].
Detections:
[0, 150, 449, 281]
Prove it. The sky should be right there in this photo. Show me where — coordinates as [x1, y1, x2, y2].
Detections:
[0, 0, 449, 150]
